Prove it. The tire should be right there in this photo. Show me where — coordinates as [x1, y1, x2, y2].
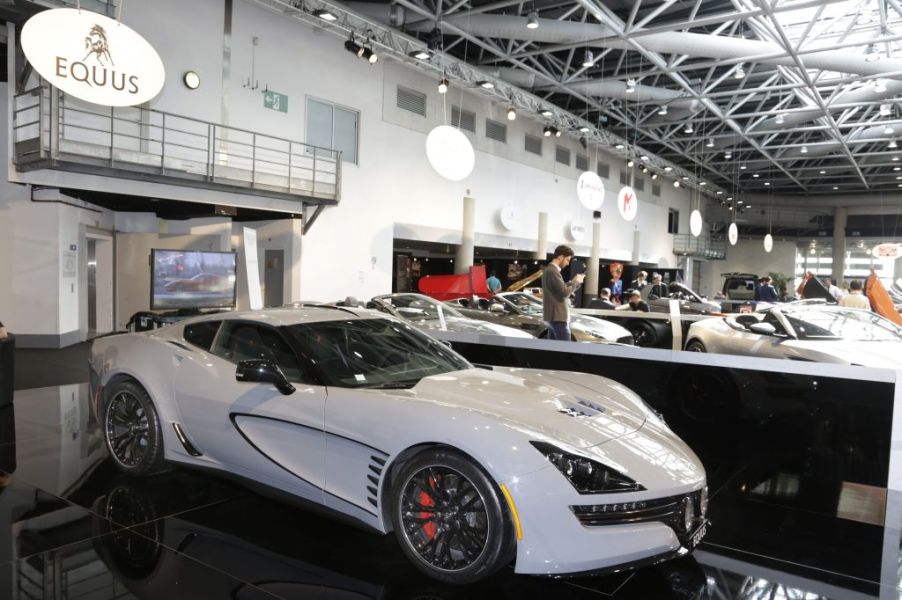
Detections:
[628, 320, 658, 347]
[685, 339, 707, 352]
[102, 380, 166, 476]
[391, 448, 515, 584]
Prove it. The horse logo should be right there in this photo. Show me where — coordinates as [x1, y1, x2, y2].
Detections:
[84, 24, 113, 66]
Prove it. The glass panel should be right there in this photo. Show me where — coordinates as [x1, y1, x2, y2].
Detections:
[333, 106, 358, 164]
[305, 98, 333, 158]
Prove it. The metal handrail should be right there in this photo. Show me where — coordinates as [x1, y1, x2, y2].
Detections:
[12, 83, 341, 203]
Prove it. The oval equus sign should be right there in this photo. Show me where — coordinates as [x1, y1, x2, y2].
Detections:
[22, 8, 165, 107]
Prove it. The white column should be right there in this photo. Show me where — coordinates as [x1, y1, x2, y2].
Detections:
[631, 229, 641, 265]
[832, 206, 848, 285]
[454, 196, 475, 274]
[585, 217, 601, 297]
[534, 212, 548, 260]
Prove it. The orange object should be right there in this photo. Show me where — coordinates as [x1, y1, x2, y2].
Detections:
[866, 272, 902, 325]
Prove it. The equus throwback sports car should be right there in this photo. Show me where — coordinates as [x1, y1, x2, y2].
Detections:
[90, 307, 707, 583]
[684, 303, 902, 367]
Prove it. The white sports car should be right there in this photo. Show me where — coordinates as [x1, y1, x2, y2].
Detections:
[685, 303, 902, 367]
[90, 307, 707, 583]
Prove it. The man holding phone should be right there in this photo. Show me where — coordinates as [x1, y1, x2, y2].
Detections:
[541, 245, 585, 340]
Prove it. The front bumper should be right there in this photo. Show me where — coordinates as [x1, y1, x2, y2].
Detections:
[506, 465, 707, 576]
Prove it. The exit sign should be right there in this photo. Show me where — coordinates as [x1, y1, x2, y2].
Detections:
[263, 90, 288, 113]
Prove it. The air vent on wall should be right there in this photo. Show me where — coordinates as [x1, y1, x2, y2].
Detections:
[576, 154, 588, 171]
[619, 169, 628, 185]
[652, 183, 661, 197]
[451, 105, 476, 133]
[597, 162, 610, 179]
[485, 118, 507, 143]
[525, 134, 543, 155]
[556, 146, 571, 166]
[396, 86, 426, 116]
[634, 176, 645, 192]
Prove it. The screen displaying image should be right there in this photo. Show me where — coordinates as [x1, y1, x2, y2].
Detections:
[151, 249, 237, 310]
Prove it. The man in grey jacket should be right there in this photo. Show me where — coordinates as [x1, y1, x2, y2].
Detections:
[542, 245, 585, 340]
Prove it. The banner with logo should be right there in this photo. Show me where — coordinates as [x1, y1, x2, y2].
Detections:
[22, 8, 165, 107]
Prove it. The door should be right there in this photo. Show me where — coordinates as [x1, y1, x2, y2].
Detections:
[87, 240, 97, 334]
[173, 320, 327, 501]
[263, 250, 284, 308]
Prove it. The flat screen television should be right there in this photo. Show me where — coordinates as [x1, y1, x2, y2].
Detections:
[151, 249, 237, 310]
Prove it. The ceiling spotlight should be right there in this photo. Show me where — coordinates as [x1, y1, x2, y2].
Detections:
[885, 125, 895, 135]
[313, 8, 338, 21]
[716, 190, 723, 195]
[706, 137, 714, 148]
[737, 200, 743, 204]
[764, 182, 771, 186]
[642, 167, 649, 173]
[819, 169, 826, 174]
[894, 156, 900, 161]
[344, 37, 363, 56]
[734, 64, 745, 79]
[652, 173, 658, 180]
[800, 145, 808, 154]
[658, 105, 668, 115]
[746, 204, 752, 208]
[627, 159, 635, 167]
[739, 164, 747, 170]
[700, 181, 707, 186]
[664, 166, 673, 172]
[615, 143, 625, 150]
[554, 128, 562, 137]
[438, 77, 449, 94]
[579, 125, 590, 133]
[640, 155, 649, 161]
[539, 108, 553, 117]
[880, 103, 892, 116]
[891, 140, 899, 149]
[875, 79, 888, 93]
[626, 79, 636, 93]
[752, 173, 760, 178]
[361, 46, 378, 64]
[865, 43, 880, 62]
[673, 180, 681, 188]
[543, 126, 553, 137]
[724, 152, 732, 159]
[682, 175, 690, 180]
[833, 186, 839, 190]
[409, 49, 432, 60]
[507, 107, 517, 121]
[477, 80, 494, 89]
[526, 10, 539, 29]
[582, 49, 594, 68]
[684, 123, 694, 134]
[775, 114, 785, 125]
[895, 166, 901, 171]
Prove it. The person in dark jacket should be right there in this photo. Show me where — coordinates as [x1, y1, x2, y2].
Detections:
[541, 245, 585, 340]
[588, 288, 616, 309]
[616, 289, 650, 312]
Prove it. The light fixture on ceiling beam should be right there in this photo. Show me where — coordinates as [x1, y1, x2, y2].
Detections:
[438, 77, 449, 94]
[554, 128, 562, 137]
[833, 186, 839, 190]
[344, 35, 363, 57]
[627, 159, 635, 167]
[642, 167, 648, 174]
[752, 173, 760, 178]
[739, 164, 747, 170]
[658, 105, 668, 115]
[775, 114, 785, 125]
[706, 137, 714, 148]
[625, 79, 636, 93]
[734, 64, 745, 79]
[615, 143, 625, 150]
[673, 180, 680, 188]
[724, 151, 732, 159]
[684, 122, 694, 134]
[361, 46, 378, 64]
[579, 125, 590, 133]
[890, 139, 898, 148]
[894, 156, 900, 161]
[664, 166, 673, 172]
[582, 50, 594, 68]
[819, 169, 826, 174]
[313, 8, 337, 21]
[507, 106, 517, 121]
[865, 43, 880, 62]
[526, 10, 539, 29]
[477, 80, 494, 89]
[764, 182, 770, 186]
[880, 103, 892, 116]
[800, 145, 808, 154]
[875, 79, 887, 93]
[543, 126, 553, 137]
[885, 125, 895, 135]
[640, 155, 649, 161]
[651, 173, 658, 180]
[409, 49, 431, 60]
[539, 108, 553, 117]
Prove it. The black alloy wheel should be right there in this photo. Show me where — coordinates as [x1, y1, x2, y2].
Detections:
[392, 449, 515, 584]
[103, 380, 165, 476]
[629, 321, 658, 347]
[685, 340, 707, 352]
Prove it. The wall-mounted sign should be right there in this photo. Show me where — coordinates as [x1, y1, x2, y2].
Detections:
[617, 186, 637, 221]
[872, 243, 902, 259]
[689, 209, 703, 237]
[263, 90, 288, 113]
[499, 203, 522, 231]
[567, 221, 586, 241]
[22, 8, 165, 107]
[576, 171, 604, 210]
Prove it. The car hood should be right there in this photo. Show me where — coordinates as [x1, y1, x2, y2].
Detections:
[409, 317, 533, 338]
[569, 314, 632, 340]
[404, 368, 649, 449]
[784, 340, 902, 368]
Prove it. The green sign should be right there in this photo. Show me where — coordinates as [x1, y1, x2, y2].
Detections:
[263, 90, 288, 113]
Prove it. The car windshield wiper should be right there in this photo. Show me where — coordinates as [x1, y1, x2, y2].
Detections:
[358, 379, 421, 389]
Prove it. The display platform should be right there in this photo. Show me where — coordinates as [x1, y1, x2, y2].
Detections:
[2, 357, 899, 598]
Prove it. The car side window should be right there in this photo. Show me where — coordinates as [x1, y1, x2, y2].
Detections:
[762, 312, 788, 336]
[183, 320, 221, 351]
[212, 321, 307, 383]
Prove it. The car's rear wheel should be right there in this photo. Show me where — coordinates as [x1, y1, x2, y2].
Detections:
[685, 340, 707, 352]
[391, 448, 515, 584]
[628, 320, 658, 347]
[102, 380, 166, 476]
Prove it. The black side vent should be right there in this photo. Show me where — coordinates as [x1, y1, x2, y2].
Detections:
[451, 105, 476, 132]
[556, 146, 571, 166]
[634, 176, 645, 192]
[652, 183, 662, 197]
[525, 134, 543, 155]
[597, 162, 610, 179]
[576, 154, 588, 171]
[485, 118, 507, 143]
[619, 169, 628, 185]
[366, 453, 389, 508]
[397, 86, 427, 116]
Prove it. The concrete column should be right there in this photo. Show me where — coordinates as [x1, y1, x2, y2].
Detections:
[535, 212, 548, 260]
[832, 206, 848, 284]
[585, 217, 602, 297]
[631, 229, 641, 265]
[455, 196, 475, 274]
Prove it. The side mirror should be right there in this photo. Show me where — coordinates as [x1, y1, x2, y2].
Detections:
[489, 303, 505, 313]
[236, 359, 295, 395]
[749, 322, 777, 336]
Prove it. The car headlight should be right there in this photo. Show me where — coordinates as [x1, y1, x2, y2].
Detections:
[530, 441, 645, 494]
[700, 485, 708, 517]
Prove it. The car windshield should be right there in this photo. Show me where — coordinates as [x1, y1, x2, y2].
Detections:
[777, 307, 902, 341]
[498, 292, 543, 315]
[286, 318, 471, 388]
[378, 294, 464, 320]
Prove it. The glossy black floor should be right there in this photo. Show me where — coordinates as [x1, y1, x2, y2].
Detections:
[1, 369, 900, 598]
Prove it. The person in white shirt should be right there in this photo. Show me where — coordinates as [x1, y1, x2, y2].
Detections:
[822, 277, 843, 300]
[839, 280, 870, 309]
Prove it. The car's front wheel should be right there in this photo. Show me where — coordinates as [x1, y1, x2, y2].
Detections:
[391, 448, 515, 584]
[685, 340, 707, 352]
[102, 380, 166, 476]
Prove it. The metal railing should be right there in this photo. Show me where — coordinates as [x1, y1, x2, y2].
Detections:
[672, 234, 727, 259]
[12, 84, 341, 204]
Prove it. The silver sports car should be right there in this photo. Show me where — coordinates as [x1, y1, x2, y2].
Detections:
[368, 293, 534, 338]
[90, 307, 707, 583]
[685, 303, 902, 367]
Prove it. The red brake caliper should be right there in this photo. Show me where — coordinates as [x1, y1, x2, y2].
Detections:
[420, 477, 437, 540]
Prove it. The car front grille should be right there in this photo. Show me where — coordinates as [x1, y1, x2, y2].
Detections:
[570, 489, 705, 534]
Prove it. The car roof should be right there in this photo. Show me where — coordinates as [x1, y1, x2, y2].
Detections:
[184, 306, 383, 328]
